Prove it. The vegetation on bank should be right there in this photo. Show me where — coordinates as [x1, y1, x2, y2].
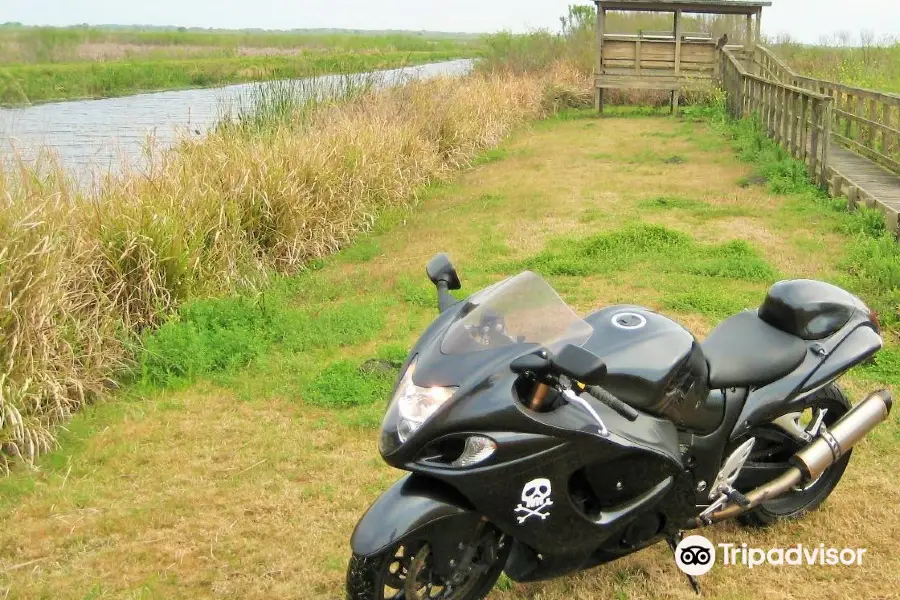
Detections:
[0, 50, 474, 106]
[0, 24, 478, 64]
[0, 61, 588, 468]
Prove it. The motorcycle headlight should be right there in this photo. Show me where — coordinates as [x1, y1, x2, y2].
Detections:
[394, 358, 457, 442]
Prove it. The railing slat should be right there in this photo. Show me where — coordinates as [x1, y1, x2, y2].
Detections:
[810, 97, 821, 181]
[885, 104, 895, 156]
[800, 94, 809, 162]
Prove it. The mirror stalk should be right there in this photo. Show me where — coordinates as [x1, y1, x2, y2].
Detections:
[436, 280, 459, 313]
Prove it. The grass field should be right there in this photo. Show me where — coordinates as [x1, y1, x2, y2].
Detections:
[773, 40, 900, 93]
[0, 68, 568, 470]
[0, 106, 897, 599]
[0, 25, 477, 64]
[0, 50, 470, 106]
[0, 25, 479, 105]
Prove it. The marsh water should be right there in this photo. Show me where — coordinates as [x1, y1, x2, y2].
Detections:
[0, 59, 473, 185]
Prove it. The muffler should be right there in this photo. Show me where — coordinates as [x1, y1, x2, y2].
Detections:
[693, 390, 892, 527]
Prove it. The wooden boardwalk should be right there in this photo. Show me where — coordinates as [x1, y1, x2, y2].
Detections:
[827, 145, 900, 234]
[717, 44, 900, 237]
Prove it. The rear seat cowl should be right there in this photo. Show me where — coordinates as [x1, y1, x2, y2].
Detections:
[759, 280, 862, 341]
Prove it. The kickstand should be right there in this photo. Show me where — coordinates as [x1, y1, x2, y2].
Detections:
[667, 533, 701, 596]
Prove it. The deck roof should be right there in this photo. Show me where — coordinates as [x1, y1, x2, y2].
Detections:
[597, 0, 771, 14]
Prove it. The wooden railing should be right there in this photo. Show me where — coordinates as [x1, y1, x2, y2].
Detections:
[753, 46, 900, 175]
[719, 48, 834, 187]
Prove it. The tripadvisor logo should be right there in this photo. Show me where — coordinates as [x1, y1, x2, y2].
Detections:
[675, 535, 867, 575]
[675, 535, 716, 576]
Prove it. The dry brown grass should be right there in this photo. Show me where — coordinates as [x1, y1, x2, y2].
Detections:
[1, 114, 895, 599]
[0, 69, 590, 470]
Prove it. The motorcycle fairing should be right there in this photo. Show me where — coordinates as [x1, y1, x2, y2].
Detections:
[732, 317, 882, 438]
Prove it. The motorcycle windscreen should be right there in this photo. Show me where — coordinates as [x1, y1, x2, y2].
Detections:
[440, 271, 593, 355]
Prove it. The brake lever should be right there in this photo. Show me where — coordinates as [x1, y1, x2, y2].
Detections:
[562, 389, 610, 437]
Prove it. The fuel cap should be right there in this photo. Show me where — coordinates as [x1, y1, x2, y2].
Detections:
[611, 312, 647, 330]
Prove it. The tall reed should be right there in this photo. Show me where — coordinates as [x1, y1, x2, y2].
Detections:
[0, 67, 589, 469]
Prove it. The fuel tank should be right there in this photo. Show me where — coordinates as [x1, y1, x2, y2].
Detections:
[583, 305, 721, 433]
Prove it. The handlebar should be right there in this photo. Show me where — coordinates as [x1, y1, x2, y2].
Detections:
[585, 385, 640, 422]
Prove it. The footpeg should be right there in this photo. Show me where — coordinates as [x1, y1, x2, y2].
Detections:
[698, 485, 750, 525]
[724, 487, 751, 508]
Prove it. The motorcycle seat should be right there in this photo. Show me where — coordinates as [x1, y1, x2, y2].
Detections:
[702, 311, 807, 389]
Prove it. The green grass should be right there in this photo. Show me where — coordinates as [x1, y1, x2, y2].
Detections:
[0, 50, 472, 106]
[0, 24, 479, 64]
[514, 222, 779, 283]
[305, 360, 398, 409]
[138, 293, 386, 389]
[718, 110, 900, 330]
[662, 289, 758, 321]
[636, 195, 753, 221]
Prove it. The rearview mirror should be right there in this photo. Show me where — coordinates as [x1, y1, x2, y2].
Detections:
[426, 253, 461, 291]
[552, 345, 607, 386]
[510, 352, 552, 376]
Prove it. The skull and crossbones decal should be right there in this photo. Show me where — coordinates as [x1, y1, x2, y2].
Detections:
[515, 478, 553, 524]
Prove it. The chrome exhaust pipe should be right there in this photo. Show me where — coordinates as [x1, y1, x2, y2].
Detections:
[792, 389, 892, 481]
[692, 390, 892, 527]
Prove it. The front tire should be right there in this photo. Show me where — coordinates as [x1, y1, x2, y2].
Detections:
[737, 383, 852, 528]
[346, 524, 510, 600]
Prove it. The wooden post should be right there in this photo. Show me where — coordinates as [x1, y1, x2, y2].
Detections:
[821, 97, 834, 187]
[595, 4, 605, 113]
[844, 93, 853, 139]
[635, 31, 643, 75]
[674, 9, 682, 76]
[830, 88, 840, 134]
[848, 185, 860, 210]
[810, 97, 821, 181]
[742, 78, 749, 116]
[756, 8, 763, 45]
[830, 174, 844, 197]
[885, 104, 895, 156]
[800, 94, 809, 161]
[775, 85, 785, 145]
[745, 13, 754, 51]
[886, 210, 899, 239]
[790, 91, 799, 157]
[856, 95, 865, 144]
[781, 87, 790, 146]
[749, 79, 756, 114]
[868, 98, 878, 150]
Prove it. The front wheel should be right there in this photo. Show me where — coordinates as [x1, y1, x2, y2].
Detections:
[346, 523, 510, 600]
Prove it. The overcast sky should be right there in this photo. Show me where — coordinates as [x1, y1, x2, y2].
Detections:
[3, 1, 899, 44]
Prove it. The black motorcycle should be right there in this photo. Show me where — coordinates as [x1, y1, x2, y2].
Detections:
[346, 254, 892, 600]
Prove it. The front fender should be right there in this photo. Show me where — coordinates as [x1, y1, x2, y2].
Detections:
[351, 474, 478, 558]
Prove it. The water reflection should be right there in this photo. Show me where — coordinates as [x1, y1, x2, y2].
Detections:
[0, 59, 473, 185]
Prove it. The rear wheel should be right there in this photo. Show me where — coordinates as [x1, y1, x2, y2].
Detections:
[346, 523, 510, 600]
[736, 384, 852, 528]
